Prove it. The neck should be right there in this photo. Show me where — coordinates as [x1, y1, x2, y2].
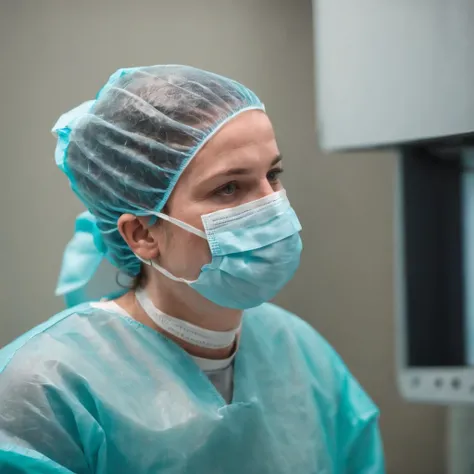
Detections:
[116, 276, 242, 360]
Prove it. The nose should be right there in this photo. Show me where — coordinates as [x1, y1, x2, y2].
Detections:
[254, 178, 278, 200]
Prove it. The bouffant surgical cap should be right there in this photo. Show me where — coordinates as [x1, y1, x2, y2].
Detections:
[53, 65, 265, 298]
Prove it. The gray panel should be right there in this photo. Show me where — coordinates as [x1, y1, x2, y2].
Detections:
[315, 0, 474, 150]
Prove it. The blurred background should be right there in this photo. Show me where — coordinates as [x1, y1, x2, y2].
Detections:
[0, 1, 445, 473]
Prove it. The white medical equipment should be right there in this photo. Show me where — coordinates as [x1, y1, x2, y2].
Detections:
[314, 2, 474, 471]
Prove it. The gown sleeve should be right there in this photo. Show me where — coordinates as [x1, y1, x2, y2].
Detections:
[336, 366, 385, 473]
[0, 368, 91, 474]
[287, 310, 386, 474]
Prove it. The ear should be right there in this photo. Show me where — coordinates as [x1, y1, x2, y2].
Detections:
[117, 214, 160, 261]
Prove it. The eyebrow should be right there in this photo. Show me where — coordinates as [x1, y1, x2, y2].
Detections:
[217, 155, 283, 177]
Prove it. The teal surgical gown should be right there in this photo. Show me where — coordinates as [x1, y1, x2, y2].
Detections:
[0, 302, 384, 473]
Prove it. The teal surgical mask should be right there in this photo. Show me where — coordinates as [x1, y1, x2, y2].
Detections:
[137, 190, 303, 309]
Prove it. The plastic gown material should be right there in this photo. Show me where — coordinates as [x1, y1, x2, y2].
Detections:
[0, 302, 384, 473]
[52, 65, 265, 281]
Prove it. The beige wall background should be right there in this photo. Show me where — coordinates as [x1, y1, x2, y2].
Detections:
[0, 1, 445, 472]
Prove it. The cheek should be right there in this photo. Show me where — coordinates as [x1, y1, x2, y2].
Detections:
[160, 227, 211, 279]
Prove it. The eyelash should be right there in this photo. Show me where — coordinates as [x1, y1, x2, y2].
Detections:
[267, 168, 284, 183]
[214, 168, 284, 197]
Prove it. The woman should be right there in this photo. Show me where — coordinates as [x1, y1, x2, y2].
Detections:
[0, 65, 384, 473]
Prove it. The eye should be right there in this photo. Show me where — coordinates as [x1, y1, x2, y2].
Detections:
[267, 168, 284, 183]
[216, 182, 238, 196]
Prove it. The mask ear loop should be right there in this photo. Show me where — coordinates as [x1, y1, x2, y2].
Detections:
[135, 254, 197, 283]
[154, 212, 207, 239]
[135, 211, 207, 284]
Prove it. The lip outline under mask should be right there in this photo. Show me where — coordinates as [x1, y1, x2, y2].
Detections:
[136, 189, 302, 309]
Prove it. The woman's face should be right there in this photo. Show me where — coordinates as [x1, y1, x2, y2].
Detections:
[152, 110, 284, 281]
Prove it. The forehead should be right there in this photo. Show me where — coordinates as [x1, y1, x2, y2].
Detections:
[184, 110, 279, 176]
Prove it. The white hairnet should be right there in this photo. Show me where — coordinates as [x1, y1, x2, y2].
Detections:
[53, 65, 265, 277]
